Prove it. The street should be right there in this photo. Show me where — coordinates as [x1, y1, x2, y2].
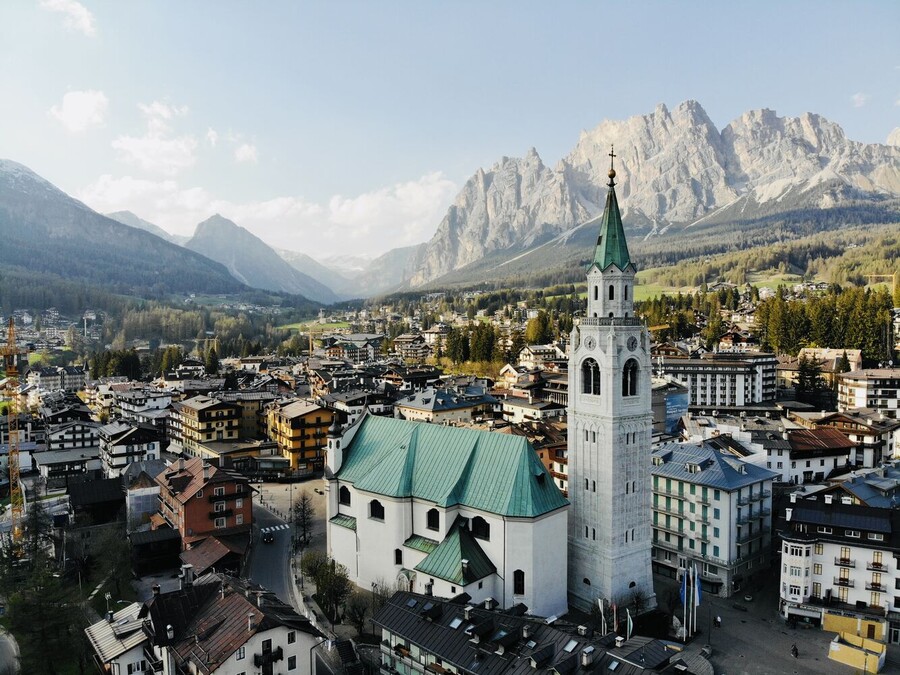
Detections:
[247, 504, 294, 606]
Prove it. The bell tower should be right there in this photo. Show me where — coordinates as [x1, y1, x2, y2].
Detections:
[567, 147, 655, 612]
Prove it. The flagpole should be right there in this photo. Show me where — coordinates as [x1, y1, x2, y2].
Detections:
[681, 567, 687, 643]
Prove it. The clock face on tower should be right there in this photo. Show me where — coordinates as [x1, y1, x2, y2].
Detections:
[627, 336, 638, 351]
[584, 336, 596, 350]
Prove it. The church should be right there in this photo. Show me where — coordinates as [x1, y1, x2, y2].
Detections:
[325, 148, 654, 617]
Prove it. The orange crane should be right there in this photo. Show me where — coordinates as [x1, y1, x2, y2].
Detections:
[2, 318, 24, 542]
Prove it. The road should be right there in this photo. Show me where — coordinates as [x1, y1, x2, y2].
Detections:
[0, 627, 19, 675]
[247, 504, 295, 607]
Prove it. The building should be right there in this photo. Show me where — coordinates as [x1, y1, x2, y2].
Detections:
[839, 368, 900, 419]
[153, 457, 252, 549]
[566, 156, 655, 613]
[85, 569, 324, 675]
[771, 428, 855, 484]
[98, 421, 162, 478]
[326, 413, 569, 618]
[658, 351, 778, 407]
[518, 344, 566, 370]
[113, 388, 173, 422]
[790, 409, 900, 468]
[219, 390, 278, 439]
[266, 399, 335, 472]
[169, 395, 240, 457]
[650, 442, 777, 597]
[394, 386, 498, 424]
[778, 491, 900, 644]
[373, 591, 680, 675]
[500, 396, 566, 425]
[393, 333, 431, 362]
[46, 419, 100, 451]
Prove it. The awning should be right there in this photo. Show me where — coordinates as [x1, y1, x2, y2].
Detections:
[787, 606, 822, 619]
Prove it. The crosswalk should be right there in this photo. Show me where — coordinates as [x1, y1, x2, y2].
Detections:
[259, 524, 290, 533]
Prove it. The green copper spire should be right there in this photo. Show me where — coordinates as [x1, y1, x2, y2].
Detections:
[591, 145, 632, 271]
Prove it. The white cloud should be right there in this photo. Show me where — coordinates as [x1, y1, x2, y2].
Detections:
[112, 101, 197, 175]
[48, 89, 108, 132]
[40, 0, 96, 36]
[851, 92, 869, 108]
[78, 171, 458, 257]
[206, 127, 218, 147]
[234, 143, 258, 163]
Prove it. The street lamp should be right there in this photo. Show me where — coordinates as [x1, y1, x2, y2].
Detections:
[371, 582, 378, 636]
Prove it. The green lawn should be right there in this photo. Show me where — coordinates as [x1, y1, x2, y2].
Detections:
[278, 320, 350, 332]
[746, 270, 805, 290]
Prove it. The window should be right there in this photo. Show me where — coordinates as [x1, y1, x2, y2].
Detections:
[369, 500, 384, 520]
[236, 514, 243, 525]
[215, 501, 226, 513]
[815, 544, 823, 555]
[287, 654, 297, 670]
[195, 490, 203, 498]
[426, 508, 439, 531]
[236, 646, 245, 660]
[581, 359, 601, 395]
[846, 530, 860, 538]
[339, 486, 351, 506]
[395, 549, 403, 565]
[214, 486, 225, 496]
[471, 516, 490, 540]
[214, 517, 226, 528]
[813, 563, 822, 575]
[609, 284, 615, 300]
[513, 569, 525, 595]
[622, 359, 638, 397]
[235, 498, 243, 509]
[127, 662, 148, 675]
[594, 285, 598, 301]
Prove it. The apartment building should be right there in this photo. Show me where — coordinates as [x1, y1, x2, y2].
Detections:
[651, 442, 778, 597]
[658, 351, 778, 407]
[169, 395, 240, 458]
[790, 409, 900, 467]
[98, 420, 161, 478]
[266, 399, 335, 472]
[153, 457, 252, 548]
[839, 368, 900, 419]
[779, 492, 900, 643]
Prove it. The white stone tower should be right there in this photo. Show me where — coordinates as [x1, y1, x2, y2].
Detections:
[567, 147, 656, 613]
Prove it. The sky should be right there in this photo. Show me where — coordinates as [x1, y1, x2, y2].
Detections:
[1, 1, 898, 260]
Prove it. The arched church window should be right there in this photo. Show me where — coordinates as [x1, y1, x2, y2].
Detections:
[609, 284, 615, 300]
[339, 486, 351, 506]
[624, 284, 628, 301]
[513, 569, 525, 596]
[581, 359, 601, 395]
[594, 285, 598, 301]
[622, 359, 638, 397]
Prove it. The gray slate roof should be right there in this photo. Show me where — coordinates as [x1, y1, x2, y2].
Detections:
[651, 442, 778, 490]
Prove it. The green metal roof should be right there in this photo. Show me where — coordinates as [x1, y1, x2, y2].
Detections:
[591, 182, 632, 271]
[337, 415, 568, 518]
[329, 514, 357, 531]
[404, 534, 439, 554]
[414, 519, 496, 585]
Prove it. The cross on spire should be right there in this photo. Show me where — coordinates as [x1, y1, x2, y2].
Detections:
[607, 145, 617, 187]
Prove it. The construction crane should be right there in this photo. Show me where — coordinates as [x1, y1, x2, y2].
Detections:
[1, 318, 24, 543]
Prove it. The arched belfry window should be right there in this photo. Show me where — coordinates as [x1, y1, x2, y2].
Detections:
[594, 286, 598, 301]
[624, 284, 629, 301]
[609, 284, 615, 300]
[581, 359, 601, 395]
[339, 486, 351, 506]
[513, 569, 525, 595]
[622, 359, 638, 397]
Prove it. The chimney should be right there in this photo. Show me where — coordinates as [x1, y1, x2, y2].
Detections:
[789, 493, 797, 504]
[522, 624, 531, 639]
[106, 610, 114, 623]
[824, 494, 833, 505]
[152, 584, 161, 596]
[202, 462, 210, 480]
[461, 559, 469, 576]
[615, 636, 625, 648]
[178, 457, 185, 471]
[785, 508, 793, 521]
[577, 625, 589, 636]
[166, 625, 174, 641]
[463, 605, 474, 620]
[248, 612, 255, 632]
[180, 564, 194, 589]
[581, 646, 595, 667]
[257, 592, 264, 608]
[484, 597, 495, 610]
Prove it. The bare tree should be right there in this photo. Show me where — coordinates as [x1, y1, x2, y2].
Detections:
[293, 491, 315, 544]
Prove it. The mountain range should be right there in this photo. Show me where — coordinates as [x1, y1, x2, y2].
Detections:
[2, 101, 898, 305]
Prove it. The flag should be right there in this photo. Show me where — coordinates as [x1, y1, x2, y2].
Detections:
[613, 603, 618, 633]
[680, 567, 687, 606]
[626, 609, 633, 640]
[598, 599, 607, 635]
[693, 562, 702, 608]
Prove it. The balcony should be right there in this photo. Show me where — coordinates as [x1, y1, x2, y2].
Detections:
[254, 646, 284, 667]
[653, 521, 686, 537]
[833, 577, 855, 588]
[834, 557, 856, 568]
[652, 486, 686, 500]
[144, 646, 164, 673]
[652, 503, 685, 517]
[737, 496, 750, 506]
[208, 508, 234, 519]
[736, 527, 768, 545]
[652, 538, 683, 554]
[866, 561, 885, 572]
[865, 582, 885, 592]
